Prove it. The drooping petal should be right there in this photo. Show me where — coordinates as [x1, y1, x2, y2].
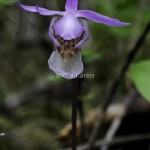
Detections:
[19, 3, 63, 16]
[49, 17, 60, 47]
[75, 19, 89, 49]
[48, 50, 83, 79]
[76, 10, 130, 26]
[65, 0, 78, 12]
[54, 13, 83, 40]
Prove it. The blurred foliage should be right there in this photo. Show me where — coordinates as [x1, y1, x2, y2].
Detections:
[0, 0, 150, 149]
[129, 60, 150, 102]
[0, 0, 15, 5]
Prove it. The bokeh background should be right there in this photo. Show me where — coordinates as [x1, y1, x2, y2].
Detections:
[0, 0, 150, 149]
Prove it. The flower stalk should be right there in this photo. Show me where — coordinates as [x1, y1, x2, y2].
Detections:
[72, 78, 78, 150]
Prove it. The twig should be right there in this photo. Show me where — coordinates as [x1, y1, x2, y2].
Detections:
[72, 78, 78, 150]
[87, 21, 150, 150]
[60, 89, 138, 150]
[101, 88, 138, 150]
[61, 133, 150, 150]
[101, 118, 122, 150]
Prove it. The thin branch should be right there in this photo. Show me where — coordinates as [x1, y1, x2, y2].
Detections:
[60, 89, 138, 150]
[61, 133, 150, 150]
[101, 88, 138, 150]
[87, 21, 150, 150]
[101, 118, 122, 150]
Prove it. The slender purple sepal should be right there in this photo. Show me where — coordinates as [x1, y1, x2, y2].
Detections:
[19, 3, 63, 16]
[19, 3, 38, 12]
[76, 10, 130, 26]
[36, 5, 64, 16]
[65, 0, 78, 12]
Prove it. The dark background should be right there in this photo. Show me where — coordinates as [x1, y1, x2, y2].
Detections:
[0, 0, 150, 149]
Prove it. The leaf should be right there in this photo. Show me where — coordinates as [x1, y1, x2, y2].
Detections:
[129, 60, 150, 102]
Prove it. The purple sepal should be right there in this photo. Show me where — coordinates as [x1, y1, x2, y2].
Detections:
[36, 5, 64, 16]
[18, 3, 38, 12]
[76, 10, 130, 26]
[19, 3, 64, 16]
[65, 0, 78, 12]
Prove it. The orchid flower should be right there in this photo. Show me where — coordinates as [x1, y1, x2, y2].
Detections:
[18, 0, 130, 79]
